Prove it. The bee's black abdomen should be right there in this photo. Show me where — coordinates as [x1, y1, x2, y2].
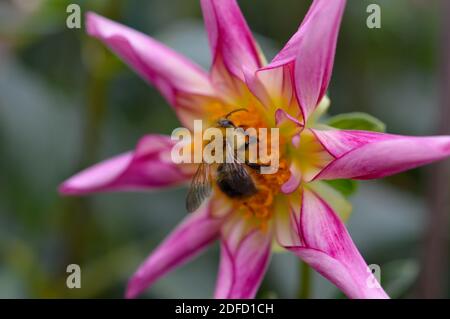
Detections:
[217, 164, 257, 198]
[217, 178, 247, 198]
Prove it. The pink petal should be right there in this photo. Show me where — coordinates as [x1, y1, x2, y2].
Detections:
[201, 0, 264, 81]
[263, 0, 346, 122]
[126, 201, 225, 298]
[86, 12, 215, 128]
[275, 108, 304, 146]
[312, 129, 450, 180]
[273, 196, 302, 248]
[288, 188, 389, 299]
[243, 66, 273, 108]
[281, 163, 302, 194]
[275, 108, 303, 127]
[214, 218, 272, 299]
[247, 53, 300, 116]
[59, 135, 192, 195]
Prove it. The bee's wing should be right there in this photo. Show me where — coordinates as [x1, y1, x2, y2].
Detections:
[186, 163, 212, 213]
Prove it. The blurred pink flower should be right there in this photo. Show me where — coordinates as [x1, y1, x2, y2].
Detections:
[60, 0, 450, 299]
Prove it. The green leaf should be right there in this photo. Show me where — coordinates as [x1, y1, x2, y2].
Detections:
[326, 112, 386, 132]
[324, 179, 358, 198]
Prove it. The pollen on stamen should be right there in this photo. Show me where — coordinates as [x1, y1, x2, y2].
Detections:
[238, 159, 290, 230]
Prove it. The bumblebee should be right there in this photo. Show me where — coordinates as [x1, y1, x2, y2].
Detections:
[186, 109, 265, 212]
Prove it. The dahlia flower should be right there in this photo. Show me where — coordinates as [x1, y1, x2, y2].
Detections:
[60, 0, 450, 299]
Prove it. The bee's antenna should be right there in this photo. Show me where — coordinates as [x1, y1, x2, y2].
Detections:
[224, 108, 248, 119]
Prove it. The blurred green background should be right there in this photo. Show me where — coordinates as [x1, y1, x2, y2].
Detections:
[0, 0, 449, 298]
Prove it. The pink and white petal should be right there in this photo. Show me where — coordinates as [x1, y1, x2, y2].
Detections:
[288, 188, 388, 299]
[312, 129, 450, 180]
[275, 108, 303, 128]
[264, 0, 346, 122]
[59, 135, 193, 195]
[86, 12, 215, 128]
[273, 195, 302, 248]
[201, 0, 264, 82]
[288, 129, 334, 184]
[126, 201, 224, 299]
[290, 248, 388, 299]
[281, 163, 302, 194]
[275, 108, 304, 144]
[215, 217, 272, 299]
[243, 66, 273, 108]
[250, 63, 300, 119]
[308, 181, 352, 222]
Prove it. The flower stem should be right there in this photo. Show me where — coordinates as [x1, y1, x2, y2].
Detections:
[297, 262, 313, 299]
